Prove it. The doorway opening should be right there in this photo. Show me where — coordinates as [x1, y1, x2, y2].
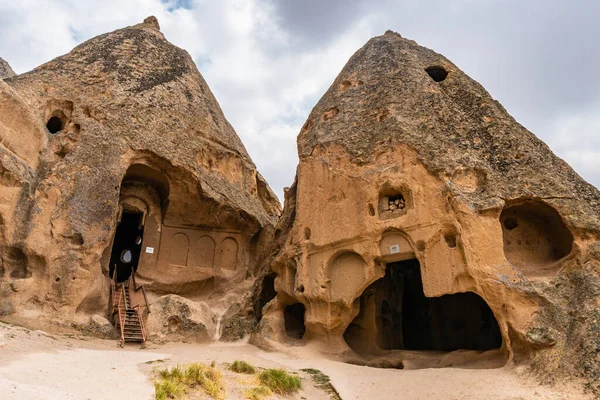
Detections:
[109, 211, 144, 283]
[344, 258, 502, 354]
[284, 303, 306, 339]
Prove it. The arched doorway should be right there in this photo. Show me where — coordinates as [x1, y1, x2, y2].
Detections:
[108, 163, 170, 282]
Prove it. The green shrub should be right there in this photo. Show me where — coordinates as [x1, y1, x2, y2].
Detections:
[258, 368, 301, 394]
[229, 360, 257, 374]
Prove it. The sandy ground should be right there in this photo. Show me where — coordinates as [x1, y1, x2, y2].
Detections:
[0, 322, 591, 400]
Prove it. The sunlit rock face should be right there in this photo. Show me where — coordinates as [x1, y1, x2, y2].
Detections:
[2, 16, 600, 395]
[0, 17, 280, 338]
[258, 31, 600, 393]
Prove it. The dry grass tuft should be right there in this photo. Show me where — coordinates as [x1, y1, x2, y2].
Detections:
[154, 363, 225, 399]
[229, 360, 257, 374]
[258, 368, 301, 394]
[244, 385, 272, 400]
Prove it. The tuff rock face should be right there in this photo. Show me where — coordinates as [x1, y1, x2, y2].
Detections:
[0, 58, 15, 80]
[1, 17, 599, 396]
[0, 18, 280, 338]
[258, 31, 600, 393]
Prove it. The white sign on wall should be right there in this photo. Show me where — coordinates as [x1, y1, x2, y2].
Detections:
[145, 247, 154, 254]
[389, 244, 400, 254]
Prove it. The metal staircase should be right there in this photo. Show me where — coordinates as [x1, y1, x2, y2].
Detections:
[111, 268, 149, 346]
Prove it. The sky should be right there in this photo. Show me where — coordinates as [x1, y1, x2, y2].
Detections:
[0, 0, 599, 201]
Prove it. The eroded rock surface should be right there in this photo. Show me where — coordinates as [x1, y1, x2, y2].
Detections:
[146, 295, 215, 343]
[259, 31, 600, 394]
[1, 17, 599, 396]
[0, 17, 280, 340]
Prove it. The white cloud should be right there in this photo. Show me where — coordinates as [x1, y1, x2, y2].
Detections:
[0, 0, 598, 201]
[547, 105, 600, 185]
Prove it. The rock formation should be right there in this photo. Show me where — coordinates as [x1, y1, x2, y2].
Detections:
[0, 18, 280, 340]
[257, 31, 600, 393]
[1, 17, 599, 396]
[0, 58, 15, 80]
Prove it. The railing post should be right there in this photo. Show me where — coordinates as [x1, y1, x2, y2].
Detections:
[131, 266, 136, 289]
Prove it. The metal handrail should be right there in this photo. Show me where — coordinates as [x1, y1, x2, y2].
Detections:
[137, 306, 147, 344]
[116, 286, 125, 345]
[130, 267, 151, 315]
[129, 268, 148, 344]
[110, 266, 149, 345]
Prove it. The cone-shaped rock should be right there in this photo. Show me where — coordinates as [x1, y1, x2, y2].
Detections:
[0, 57, 15, 79]
[261, 31, 600, 392]
[0, 18, 280, 339]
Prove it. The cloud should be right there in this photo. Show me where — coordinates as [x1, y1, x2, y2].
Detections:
[0, 0, 598, 200]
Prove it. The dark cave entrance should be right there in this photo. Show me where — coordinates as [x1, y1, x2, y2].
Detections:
[109, 211, 144, 283]
[284, 303, 306, 339]
[345, 259, 502, 354]
[255, 273, 277, 322]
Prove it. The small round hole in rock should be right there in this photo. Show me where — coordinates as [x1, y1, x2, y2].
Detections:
[298, 284, 305, 293]
[46, 116, 63, 134]
[55, 277, 61, 282]
[425, 66, 448, 82]
[444, 234, 457, 248]
[504, 217, 518, 230]
[304, 227, 311, 240]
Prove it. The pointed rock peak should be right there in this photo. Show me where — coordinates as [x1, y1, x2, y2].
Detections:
[384, 29, 402, 38]
[0, 57, 15, 79]
[143, 16, 160, 31]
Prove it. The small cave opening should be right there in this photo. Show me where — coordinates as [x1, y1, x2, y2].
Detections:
[7, 247, 31, 279]
[500, 202, 573, 277]
[304, 227, 311, 240]
[284, 303, 306, 339]
[444, 233, 457, 248]
[425, 66, 448, 82]
[255, 273, 277, 322]
[344, 259, 502, 356]
[504, 217, 518, 230]
[46, 116, 63, 134]
[378, 186, 409, 219]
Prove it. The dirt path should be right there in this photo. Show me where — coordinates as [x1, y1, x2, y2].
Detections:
[0, 322, 590, 400]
